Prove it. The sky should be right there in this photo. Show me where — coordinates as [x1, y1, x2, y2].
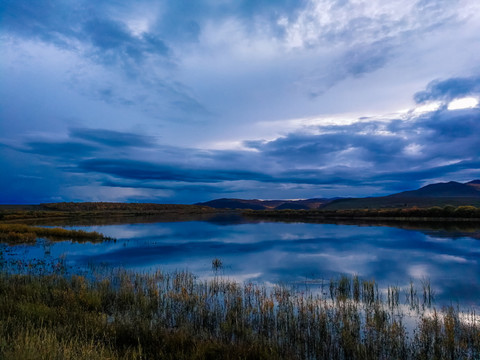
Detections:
[1, 0, 480, 204]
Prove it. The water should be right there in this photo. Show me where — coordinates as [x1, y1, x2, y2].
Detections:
[2, 217, 479, 306]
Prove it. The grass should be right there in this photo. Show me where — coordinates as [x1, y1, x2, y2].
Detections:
[0, 224, 112, 244]
[0, 263, 478, 359]
[243, 205, 480, 222]
[0, 202, 221, 223]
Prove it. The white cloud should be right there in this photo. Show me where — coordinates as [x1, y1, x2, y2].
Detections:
[447, 97, 479, 110]
[404, 143, 423, 156]
[414, 102, 442, 114]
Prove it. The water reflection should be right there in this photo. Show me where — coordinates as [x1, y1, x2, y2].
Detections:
[2, 218, 479, 306]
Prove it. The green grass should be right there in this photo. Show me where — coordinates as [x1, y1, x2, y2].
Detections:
[0, 224, 112, 244]
[0, 268, 478, 359]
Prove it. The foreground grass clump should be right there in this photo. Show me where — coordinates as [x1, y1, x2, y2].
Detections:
[0, 224, 111, 243]
[0, 270, 478, 359]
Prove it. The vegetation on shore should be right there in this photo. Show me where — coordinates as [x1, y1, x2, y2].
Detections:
[2, 202, 480, 226]
[0, 202, 221, 223]
[0, 224, 111, 244]
[0, 264, 478, 359]
[243, 205, 480, 221]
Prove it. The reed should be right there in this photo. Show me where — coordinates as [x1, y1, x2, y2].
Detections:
[0, 224, 112, 244]
[0, 258, 478, 359]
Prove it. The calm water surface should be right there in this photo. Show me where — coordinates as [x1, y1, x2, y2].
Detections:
[2, 218, 479, 306]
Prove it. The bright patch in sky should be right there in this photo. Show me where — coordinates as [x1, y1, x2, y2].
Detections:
[413, 102, 441, 114]
[447, 97, 479, 110]
[127, 18, 151, 36]
[404, 143, 423, 156]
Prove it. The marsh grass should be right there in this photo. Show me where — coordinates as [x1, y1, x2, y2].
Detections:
[0, 224, 112, 244]
[0, 203, 220, 224]
[0, 266, 478, 359]
[244, 205, 480, 221]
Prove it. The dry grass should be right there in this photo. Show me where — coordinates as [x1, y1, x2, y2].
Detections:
[0, 224, 112, 244]
[0, 267, 478, 359]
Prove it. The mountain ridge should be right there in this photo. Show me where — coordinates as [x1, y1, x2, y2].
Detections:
[197, 180, 480, 210]
[196, 198, 334, 210]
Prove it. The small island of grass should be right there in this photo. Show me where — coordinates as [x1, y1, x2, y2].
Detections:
[0, 224, 112, 244]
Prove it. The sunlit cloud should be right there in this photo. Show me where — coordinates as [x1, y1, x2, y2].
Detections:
[413, 101, 442, 114]
[447, 97, 479, 110]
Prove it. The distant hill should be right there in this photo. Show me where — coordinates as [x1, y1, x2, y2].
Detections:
[196, 198, 334, 210]
[322, 180, 480, 210]
[467, 180, 480, 191]
[5, 180, 479, 213]
[199, 180, 480, 211]
[388, 181, 480, 198]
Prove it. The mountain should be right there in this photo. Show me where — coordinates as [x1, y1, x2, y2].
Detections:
[198, 180, 480, 211]
[388, 181, 480, 198]
[322, 180, 480, 210]
[467, 180, 480, 191]
[196, 199, 273, 210]
[196, 198, 333, 210]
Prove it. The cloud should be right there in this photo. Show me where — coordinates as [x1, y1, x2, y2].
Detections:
[1, 1, 169, 61]
[243, 105, 480, 192]
[1, 0, 211, 121]
[0, 0, 76, 47]
[2, 0, 480, 203]
[342, 40, 393, 78]
[10, 128, 157, 161]
[70, 128, 156, 148]
[414, 76, 480, 103]
[22, 141, 98, 159]
[81, 16, 171, 68]
[78, 158, 276, 183]
[102, 180, 235, 194]
[3, 85, 480, 202]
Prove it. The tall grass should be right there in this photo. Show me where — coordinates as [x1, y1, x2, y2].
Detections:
[0, 224, 112, 244]
[0, 268, 478, 359]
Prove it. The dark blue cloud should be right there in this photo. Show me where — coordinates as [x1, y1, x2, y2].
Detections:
[251, 127, 406, 166]
[1, 1, 169, 60]
[0, 0, 213, 119]
[102, 180, 235, 193]
[343, 40, 393, 77]
[308, 40, 395, 97]
[0, 0, 303, 56]
[22, 141, 98, 159]
[0, 0, 78, 47]
[10, 128, 156, 162]
[242, 106, 480, 193]
[79, 158, 276, 183]
[3, 99, 480, 202]
[70, 128, 155, 148]
[82, 17, 169, 65]
[84, 18, 135, 51]
[414, 76, 480, 103]
[372, 159, 480, 184]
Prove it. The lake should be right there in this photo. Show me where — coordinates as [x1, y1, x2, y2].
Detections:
[2, 216, 479, 307]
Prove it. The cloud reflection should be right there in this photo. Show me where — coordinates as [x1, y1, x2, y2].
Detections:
[10, 220, 473, 306]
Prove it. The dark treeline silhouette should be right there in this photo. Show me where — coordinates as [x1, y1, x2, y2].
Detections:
[243, 205, 480, 221]
[0, 202, 222, 222]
